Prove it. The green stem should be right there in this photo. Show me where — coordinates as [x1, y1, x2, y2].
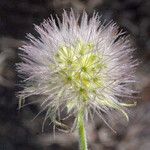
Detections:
[78, 110, 88, 150]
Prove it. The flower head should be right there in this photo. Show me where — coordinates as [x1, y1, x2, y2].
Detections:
[17, 10, 138, 130]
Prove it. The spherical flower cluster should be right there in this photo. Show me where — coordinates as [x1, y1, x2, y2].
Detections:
[17, 10, 138, 130]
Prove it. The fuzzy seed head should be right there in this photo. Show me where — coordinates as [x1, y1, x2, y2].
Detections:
[17, 10, 138, 130]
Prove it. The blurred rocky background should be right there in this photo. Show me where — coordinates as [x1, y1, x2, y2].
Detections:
[0, 0, 150, 150]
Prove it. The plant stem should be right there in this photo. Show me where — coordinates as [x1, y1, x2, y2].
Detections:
[78, 110, 88, 150]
